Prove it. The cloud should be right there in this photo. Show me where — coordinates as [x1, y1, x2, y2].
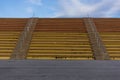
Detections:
[54, 0, 120, 17]
[103, 1, 120, 17]
[27, 0, 42, 5]
[26, 7, 33, 13]
[25, 0, 42, 16]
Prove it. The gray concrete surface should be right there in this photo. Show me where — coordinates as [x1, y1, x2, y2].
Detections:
[0, 60, 120, 80]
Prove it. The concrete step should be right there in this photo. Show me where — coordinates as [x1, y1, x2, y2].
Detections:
[27, 57, 93, 60]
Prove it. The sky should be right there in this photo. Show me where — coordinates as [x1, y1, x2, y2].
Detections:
[0, 0, 120, 18]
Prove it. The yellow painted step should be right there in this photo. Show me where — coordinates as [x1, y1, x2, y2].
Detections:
[29, 48, 92, 51]
[28, 50, 92, 53]
[108, 51, 120, 53]
[101, 35, 120, 37]
[105, 45, 120, 47]
[27, 57, 93, 60]
[33, 33, 87, 35]
[0, 44, 16, 47]
[111, 58, 120, 60]
[30, 44, 91, 47]
[30, 46, 91, 48]
[102, 39, 120, 40]
[28, 52, 93, 55]
[29, 47, 91, 50]
[0, 38, 18, 41]
[0, 50, 13, 52]
[0, 42, 16, 44]
[0, 31, 20, 33]
[0, 34, 19, 36]
[103, 41, 120, 43]
[33, 35, 88, 37]
[27, 57, 57, 60]
[31, 41, 89, 43]
[0, 53, 11, 55]
[32, 37, 88, 39]
[32, 38, 88, 41]
[32, 38, 88, 40]
[28, 53, 93, 57]
[30, 43, 90, 45]
[100, 32, 120, 35]
[109, 54, 120, 57]
[0, 37, 19, 39]
[32, 39, 89, 41]
[102, 37, 120, 39]
[33, 32, 87, 35]
[64, 57, 93, 60]
[0, 47, 14, 49]
[106, 48, 120, 51]
[0, 35, 19, 37]
[0, 57, 10, 59]
[102, 38, 120, 40]
[104, 42, 120, 45]
[33, 33, 88, 35]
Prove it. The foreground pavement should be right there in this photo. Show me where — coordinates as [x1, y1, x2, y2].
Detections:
[0, 60, 120, 80]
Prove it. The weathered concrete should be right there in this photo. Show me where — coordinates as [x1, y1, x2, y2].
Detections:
[0, 60, 120, 80]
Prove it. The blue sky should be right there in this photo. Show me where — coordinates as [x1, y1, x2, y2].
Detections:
[0, 0, 120, 18]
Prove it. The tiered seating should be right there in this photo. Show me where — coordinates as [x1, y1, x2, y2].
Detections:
[100, 32, 120, 60]
[27, 32, 93, 60]
[27, 19, 93, 60]
[0, 18, 120, 60]
[0, 18, 28, 59]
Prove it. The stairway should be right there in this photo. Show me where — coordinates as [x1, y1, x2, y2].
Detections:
[10, 18, 38, 59]
[27, 32, 93, 60]
[100, 32, 120, 60]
